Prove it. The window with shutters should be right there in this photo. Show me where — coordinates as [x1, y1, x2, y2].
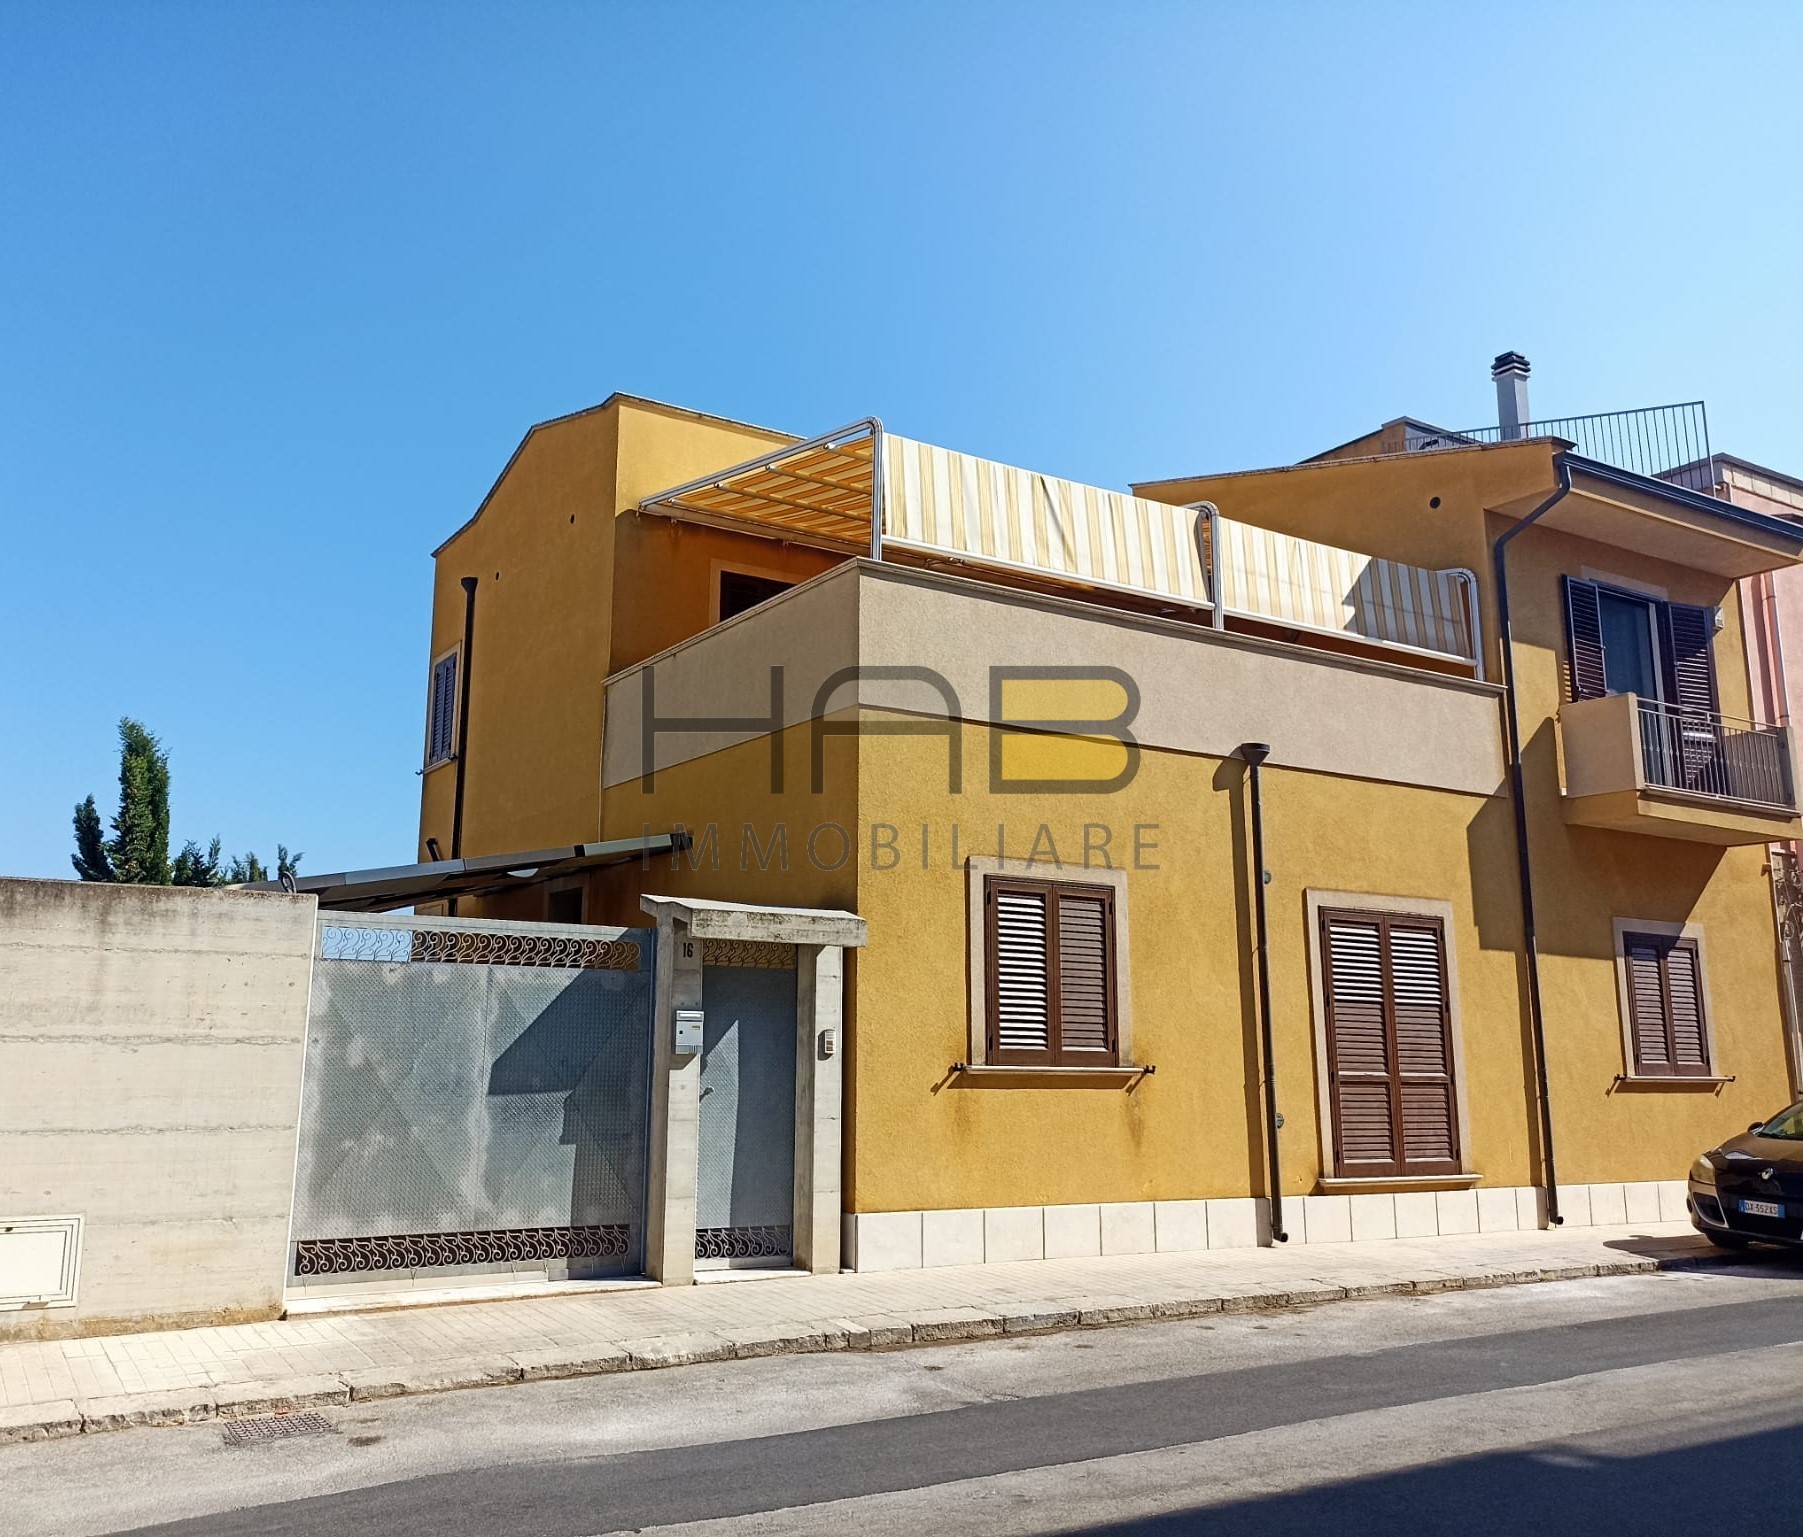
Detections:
[1319, 909, 1461, 1178]
[1562, 576, 1718, 712]
[1618, 926, 1713, 1078]
[982, 875, 1119, 1066]
[425, 649, 459, 768]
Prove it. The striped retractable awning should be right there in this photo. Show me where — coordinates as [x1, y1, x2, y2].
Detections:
[1209, 515, 1475, 664]
[880, 434, 1212, 608]
[637, 422, 1477, 668]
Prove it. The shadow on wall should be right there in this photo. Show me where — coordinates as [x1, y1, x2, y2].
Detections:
[1463, 717, 1724, 962]
[486, 970, 653, 1268]
[1211, 757, 1270, 1202]
[1056, 1420, 1803, 1536]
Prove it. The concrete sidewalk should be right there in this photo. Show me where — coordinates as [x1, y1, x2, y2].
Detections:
[0, 1221, 1728, 1442]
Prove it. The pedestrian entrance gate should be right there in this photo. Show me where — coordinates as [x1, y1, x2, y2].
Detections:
[696, 943, 799, 1266]
[290, 913, 655, 1287]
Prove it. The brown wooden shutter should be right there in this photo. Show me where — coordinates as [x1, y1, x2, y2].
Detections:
[1388, 920, 1458, 1168]
[1660, 603, 1719, 716]
[984, 877, 1119, 1066]
[428, 653, 458, 764]
[1666, 942, 1709, 1073]
[1053, 887, 1115, 1060]
[1623, 935, 1671, 1072]
[1322, 910, 1460, 1178]
[1624, 930, 1710, 1077]
[1563, 577, 1608, 701]
[988, 882, 1053, 1064]
[1323, 915, 1400, 1175]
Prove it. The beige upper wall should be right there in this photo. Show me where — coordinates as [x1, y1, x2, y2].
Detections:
[603, 560, 1507, 798]
[0, 880, 316, 1340]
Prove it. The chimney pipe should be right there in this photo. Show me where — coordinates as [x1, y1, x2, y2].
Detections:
[1493, 352, 1530, 440]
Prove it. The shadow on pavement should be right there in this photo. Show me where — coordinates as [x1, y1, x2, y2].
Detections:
[1605, 1232, 1803, 1279]
[1068, 1420, 1803, 1535]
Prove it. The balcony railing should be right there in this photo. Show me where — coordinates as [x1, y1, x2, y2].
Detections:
[1407, 402, 1713, 490]
[1637, 699, 1795, 809]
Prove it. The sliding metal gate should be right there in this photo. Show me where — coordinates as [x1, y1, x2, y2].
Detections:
[290, 913, 655, 1287]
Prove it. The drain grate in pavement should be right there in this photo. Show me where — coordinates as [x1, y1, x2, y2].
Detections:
[221, 1411, 336, 1446]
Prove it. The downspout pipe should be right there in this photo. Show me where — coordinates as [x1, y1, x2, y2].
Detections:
[1239, 741, 1287, 1243]
[450, 575, 479, 864]
[1493, 456, 1573, 1227]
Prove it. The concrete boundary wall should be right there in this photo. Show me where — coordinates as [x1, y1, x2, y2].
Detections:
[0, 879, 316, 1339]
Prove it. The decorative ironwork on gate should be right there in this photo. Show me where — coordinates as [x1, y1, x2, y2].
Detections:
[700, 939, 795, 969]
[292, 912, 656, 1286]
[295, 1224, 633, 1276]
[319, 922, 641, 970]
[695, 1225, 792, 1261]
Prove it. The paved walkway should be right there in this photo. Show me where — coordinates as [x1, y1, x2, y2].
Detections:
[0, 1221, 1724, 1441]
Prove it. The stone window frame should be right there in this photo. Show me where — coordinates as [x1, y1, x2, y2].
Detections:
[963, 855, 1136, 1080]
[1611, 917, 1723, 1083]
[1304, 889, 1479, 1187]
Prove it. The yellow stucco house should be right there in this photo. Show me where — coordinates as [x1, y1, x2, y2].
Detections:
[410, 389, 1803, 1273]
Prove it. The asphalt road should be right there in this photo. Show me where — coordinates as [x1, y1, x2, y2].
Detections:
[9, 1261, 1803, 1537]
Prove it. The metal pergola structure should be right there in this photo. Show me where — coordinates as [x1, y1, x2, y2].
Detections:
[638, 418, 887, 558]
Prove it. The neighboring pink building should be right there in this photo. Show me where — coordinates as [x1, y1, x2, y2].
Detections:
[1666, 455, 1803, 811]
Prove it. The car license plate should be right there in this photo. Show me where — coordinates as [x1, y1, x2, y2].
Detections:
[1739, 1198, 1784, 1218]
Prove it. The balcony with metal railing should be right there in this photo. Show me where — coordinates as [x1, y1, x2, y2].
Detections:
[1559, 691, 1800, 845]
[1407, 401, 1715, 491]
[1636, 698, 1795, 808]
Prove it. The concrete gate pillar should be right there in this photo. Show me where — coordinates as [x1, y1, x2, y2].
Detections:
[643, 911, 702, 1285]
[642, 897, 867, 1284]
[793, 943, 844, 1274]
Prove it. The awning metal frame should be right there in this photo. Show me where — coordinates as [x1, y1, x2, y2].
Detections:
[638, 418, 887, 559]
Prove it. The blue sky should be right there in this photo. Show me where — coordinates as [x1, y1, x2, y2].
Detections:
[3, 3, 1799, 880]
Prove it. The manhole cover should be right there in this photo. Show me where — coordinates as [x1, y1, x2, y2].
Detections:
[221, 1411, 336, 1446]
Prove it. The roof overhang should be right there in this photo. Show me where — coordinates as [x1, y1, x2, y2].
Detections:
[1511, 455, 1803, 579]
[637, 418, 881, 554]
[254, 832, 691, 912]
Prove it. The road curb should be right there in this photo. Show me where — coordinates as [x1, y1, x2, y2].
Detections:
[0, 1247, 1727, 1443]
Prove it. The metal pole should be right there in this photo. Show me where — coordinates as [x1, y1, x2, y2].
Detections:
[1202, 503, 1227, 629]
[1240, 741, 1286, 1243]
[870, 426, 885, 561]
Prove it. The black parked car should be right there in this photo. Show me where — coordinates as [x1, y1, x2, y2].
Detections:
[1690, 1101, 1803, 1249]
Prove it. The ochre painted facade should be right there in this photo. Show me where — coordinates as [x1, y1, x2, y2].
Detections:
[419, 394, 1803, 1246]
[419, 396, 811, 866]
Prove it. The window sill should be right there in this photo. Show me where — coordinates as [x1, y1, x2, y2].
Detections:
[951, 1063, 1151, 1088]
[1315, 1173, 1483, 1193]
[1612, 1073, 1734, 1089]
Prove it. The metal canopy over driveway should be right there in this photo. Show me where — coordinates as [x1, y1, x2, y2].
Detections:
[259, 832, 689, 913]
